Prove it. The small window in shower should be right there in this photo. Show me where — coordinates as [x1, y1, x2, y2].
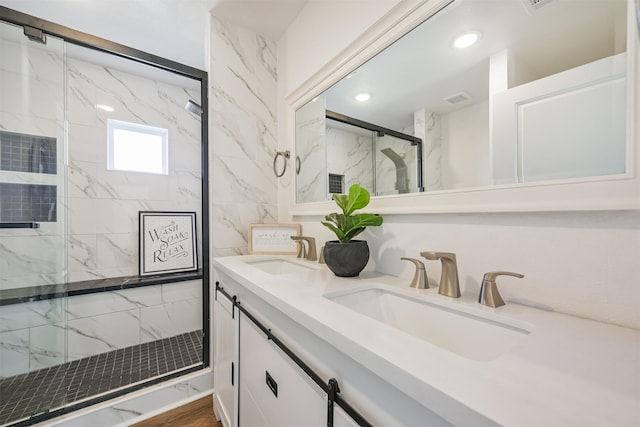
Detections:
[328, 173, 345, 194]
[107, 119, 168, 175]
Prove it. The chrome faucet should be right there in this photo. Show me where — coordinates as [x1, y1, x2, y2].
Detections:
[478, 271, 524, 308]
[420, 252, 460, 298]
[291, 236, 317, 261]
[400, 257, 428, 289]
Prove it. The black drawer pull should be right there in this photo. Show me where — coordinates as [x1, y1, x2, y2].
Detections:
[265, 371, 278, 397]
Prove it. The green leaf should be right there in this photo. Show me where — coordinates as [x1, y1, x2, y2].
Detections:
[343, 227, 365, 242]
[322, 184, 382, 243]
[321, 221, 345, 242]
[342, 184, 370, 216]
[332, 193, 350, 215]
[322, 213, 348, 241]
[349, 213, 383, 228]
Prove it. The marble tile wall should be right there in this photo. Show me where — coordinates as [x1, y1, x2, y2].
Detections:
[209, 17, 278, 256]
[326, 125, 374, 197]
[0, 280, 202, 377]
[415, 109, 443, 191]
[0, 24, 67, 291]
[66, 54, 203, 282]
[295, 95, 327, 202]
[1, 31, 203, 287]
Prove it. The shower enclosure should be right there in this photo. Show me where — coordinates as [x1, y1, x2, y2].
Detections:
[0, 8, 209, 427]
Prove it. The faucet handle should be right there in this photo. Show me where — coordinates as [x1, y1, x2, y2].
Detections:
[479, 271, 524, 308]
[401, 258, 428, 289]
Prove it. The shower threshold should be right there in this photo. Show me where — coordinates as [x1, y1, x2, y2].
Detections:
[0, 330, 203, 427]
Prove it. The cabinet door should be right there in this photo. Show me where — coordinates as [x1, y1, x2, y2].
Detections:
[214, 291, 238, 427]
[333, 405, 362, 427]
[239, 313, 326, 427]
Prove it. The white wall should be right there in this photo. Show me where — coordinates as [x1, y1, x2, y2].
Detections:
[276, 1, 640, 330]
[441, 99, 491, 189]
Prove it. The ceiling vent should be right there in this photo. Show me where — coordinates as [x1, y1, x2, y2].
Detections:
[443, 91, 471, 105]
[520, 0, 554, 14]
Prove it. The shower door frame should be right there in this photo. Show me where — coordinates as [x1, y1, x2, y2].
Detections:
[0, 5, 210, 425]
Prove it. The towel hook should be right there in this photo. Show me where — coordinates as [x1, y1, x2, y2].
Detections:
[273, 150, 291, 177]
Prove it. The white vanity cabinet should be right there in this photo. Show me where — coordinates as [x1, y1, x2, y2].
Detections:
[212, 269, 454, 427]
[213, 287, 238, 427]
[214, 256, 640, 427]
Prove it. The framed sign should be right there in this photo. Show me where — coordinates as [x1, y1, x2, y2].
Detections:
[248, 223, 302, 255]
[139, 211, 198, 276]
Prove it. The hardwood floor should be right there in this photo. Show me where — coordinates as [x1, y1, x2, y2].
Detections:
[132, 395, 223, 427]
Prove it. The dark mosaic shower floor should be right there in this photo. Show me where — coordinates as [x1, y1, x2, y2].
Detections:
[0, 330, 203, 426]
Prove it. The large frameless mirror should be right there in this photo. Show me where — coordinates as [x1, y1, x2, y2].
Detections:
[293, 0, 638, 212]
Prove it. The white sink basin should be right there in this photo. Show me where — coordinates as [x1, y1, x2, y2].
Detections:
[325, 286, 532, 361]
[245, 258, 317, 275]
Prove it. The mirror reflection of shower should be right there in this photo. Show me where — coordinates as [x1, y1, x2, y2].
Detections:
[324, 110, 423, 198]
[380, 147, 409, 194]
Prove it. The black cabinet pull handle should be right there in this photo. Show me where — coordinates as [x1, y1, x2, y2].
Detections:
[265, 371, 278, 397]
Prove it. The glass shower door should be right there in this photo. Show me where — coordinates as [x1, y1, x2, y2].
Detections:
[0, 21, 68, 425]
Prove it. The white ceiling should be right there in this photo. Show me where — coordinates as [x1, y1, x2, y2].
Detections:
[0, 0, 306, 70]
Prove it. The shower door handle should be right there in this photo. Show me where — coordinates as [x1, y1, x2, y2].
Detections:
[0, 222, 40, 229]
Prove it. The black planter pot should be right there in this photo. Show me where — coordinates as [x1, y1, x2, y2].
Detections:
[323, 240, 369, 277]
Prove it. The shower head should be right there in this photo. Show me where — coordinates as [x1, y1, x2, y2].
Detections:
[184, 99, 203, 115]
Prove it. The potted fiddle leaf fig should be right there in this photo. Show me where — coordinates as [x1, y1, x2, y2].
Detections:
[321, 184, 383, 277]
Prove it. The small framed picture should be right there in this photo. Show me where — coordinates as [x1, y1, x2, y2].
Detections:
[139, 211, 198, 276]
[248, 223, 302, 255]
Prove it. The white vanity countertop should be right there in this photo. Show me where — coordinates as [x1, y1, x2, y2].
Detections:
[212, 255, 640, 427]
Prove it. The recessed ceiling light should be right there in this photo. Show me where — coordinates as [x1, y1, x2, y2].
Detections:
[355, 93, 371, 102]
[96, 104, 114, 112]
[453, 31, 480, 49]
[345, 73, 355, 79]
